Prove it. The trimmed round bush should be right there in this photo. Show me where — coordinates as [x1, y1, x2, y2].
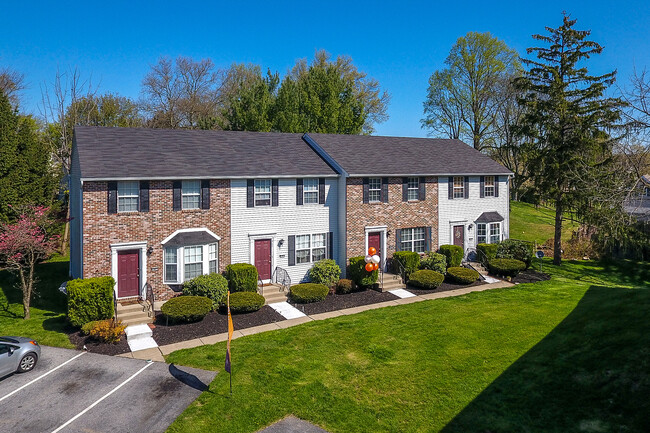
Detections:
[488, 258, 526, 277]
[309, 259, 341, 287]
[228, 292, 265, 314]
[225, 263, 258, 292]
[496, 239, 534, 269]
[439, 245, 464, 268]
[289, 283, 329, 303]
[161, 295, 212, 323]
[408, 270, 444, 290]
[446, 267, 480, 285]
[392, 251, 420, 278]
[420, 252, 447, 274]
[182, 273, 228, 310]
[348, 256, 378, 287]
[335, 279, 355, 294]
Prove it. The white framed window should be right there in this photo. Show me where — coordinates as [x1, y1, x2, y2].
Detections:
[304, 179, 319, 204]
[295, 233, 328, 264]
[295, 234, 311, 264]
[489, 223, 501, 244]
[184, 246, 203, 281]
[164, 247, 178, 283]
[368, 178, 381, 203]
[408, 177, 419, 201]
[182, 180, 200, 209]
[477, 224, 487, 244]
[208, 243, 218, 274]
[477, 223, 501, 244]
[163, 242, 219, 284]
[117, 181, 139, 212]
[312, 233, 326, 262]
[484, 176, 495, 197]
[255, 179, 271, 206]
[400, 227, 426, 253]
[453, 177, 465, 199]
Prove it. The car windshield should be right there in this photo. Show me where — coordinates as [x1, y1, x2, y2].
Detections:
[0, 337, 19, 343]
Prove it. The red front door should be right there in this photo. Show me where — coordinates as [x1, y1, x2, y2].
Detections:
[254, 239, 272, 280]
[117, 250, 140, 298]
[453, 225, 465, 248]
[368, 231, 382, 262]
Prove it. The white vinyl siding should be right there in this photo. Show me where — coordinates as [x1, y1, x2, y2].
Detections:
[182, 180, 200, 210]
[368, 178, 381, 203]
[254, 179, 272, 206]
[407, 177, 419, 201]
[303, 179, 319, 204]
[117, 181, 139, 212]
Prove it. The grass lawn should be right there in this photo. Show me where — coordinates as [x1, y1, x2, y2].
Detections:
[509, 201, 579, 245]
[0, 253, 74, 348]
[166, 259, 650, 433]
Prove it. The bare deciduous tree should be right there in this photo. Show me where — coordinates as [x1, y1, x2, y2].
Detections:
[0, 67, 27, 108]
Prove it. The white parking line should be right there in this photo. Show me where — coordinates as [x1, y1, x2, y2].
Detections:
[0, 351, 87, 403]
[50, 360, 154, 433]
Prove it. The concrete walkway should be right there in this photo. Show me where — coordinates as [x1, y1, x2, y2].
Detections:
[122, 279, 514, 362]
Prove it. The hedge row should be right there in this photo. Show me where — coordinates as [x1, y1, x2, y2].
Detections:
[67, 276, 115, 327]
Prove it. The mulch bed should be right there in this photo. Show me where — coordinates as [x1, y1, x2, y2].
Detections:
[151, 305, 285, 346]
[69, 331, 131, 356]
[511, 269, 551, 284]
[296, 289, 400, 315]
[405, 280, 486, 295]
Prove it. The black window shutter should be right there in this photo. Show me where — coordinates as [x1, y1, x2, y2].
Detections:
[480, 176, 485, 198]
[395, 229, 402, 252]
[419, 177, 426, 201]
[288, 235, 295, 266]
[425, 226, 432, 251]
[448, 177, 453, 200]
[107, 181, 117, 214]
[362, 178, 369, 204]
[381, 177, 389, 203]
[139, 181, 149, 212]
[272, 179, 279, 206]
[327, 232, 333, 259]
[402, 177, 408, 202]
[247, 180, 254, 208]
[201, 180, 210, 209]
[173, 181, 181, 211]
[495, 176, 500, 197]
[296, 179, 303, 205]
[464, 176, 469, 199]
[318, 178, 325, 204]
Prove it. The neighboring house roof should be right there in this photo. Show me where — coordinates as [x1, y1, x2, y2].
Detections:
[624, 174, 650, 222]
[306, 133, 512, 176]
[73, 126, 339, 180]
[475, 211, 505, 223]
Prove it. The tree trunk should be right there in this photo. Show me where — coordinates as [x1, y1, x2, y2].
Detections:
[60, 202, 70, 255]
[553, 192, 563, 266]
[20, 265, 31, 320]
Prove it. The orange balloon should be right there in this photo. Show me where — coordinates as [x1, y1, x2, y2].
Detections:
[373, 263, 379, 271]
[365, 263, 374, 272]
[368, 247, 377, 256]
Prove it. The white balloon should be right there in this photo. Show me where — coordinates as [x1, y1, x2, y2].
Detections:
[364, 255, 372, 263]
[371, 254, 380, 264]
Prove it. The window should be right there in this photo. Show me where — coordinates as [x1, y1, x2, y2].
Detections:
[400, 227, 426, 253]
[368, 178, 381, 203]
[294, 233, 328, 264]
[490, 223, 501, 244]
[208, 243, 218, 274]
[453, 177, 465, 199]
[303, 179, 319, 204]
[254, 179, 271, 206]
[477, 223, 501, 244]
[164, 243, 218, 284]
[182, 180, 200, 209]
[484, 176, 495, 197]
[184, 246, 203, 281]
[295, 235, 311, 264]
[117, 181, 139, 212]
[312, 233, 326, 261]
[477, 224, 487, 244]
[164, 247, 178, 283]
[407, 177, 419, 201]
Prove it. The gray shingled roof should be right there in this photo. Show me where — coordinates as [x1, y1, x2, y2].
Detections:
[73, 127, 338, 179]
[307, 133, 512, 176]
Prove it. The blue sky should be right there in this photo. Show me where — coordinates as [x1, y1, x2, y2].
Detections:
[1, 0, 649, 137]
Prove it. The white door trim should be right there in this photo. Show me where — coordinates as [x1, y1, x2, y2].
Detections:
[110, 241, 148, 300]
[248, 233, 277, 284]
[364, 226, 387, 271]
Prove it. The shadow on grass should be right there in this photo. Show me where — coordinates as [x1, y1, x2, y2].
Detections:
[42, 315, 75, 334]
[442, 285, 650, 433]
[0, 260, 69, 314]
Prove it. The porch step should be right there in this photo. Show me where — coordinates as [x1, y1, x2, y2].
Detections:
[116, 302, 153, 326]
[124, 324, 158, 352]
[261, 284, 288, 305]
[379, 273, 406, 292]
[467, 262, 489, 276]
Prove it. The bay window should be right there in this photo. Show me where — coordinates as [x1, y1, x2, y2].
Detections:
[163, 242, 219, 283]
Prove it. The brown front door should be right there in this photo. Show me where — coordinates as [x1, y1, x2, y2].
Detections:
[117, 250, 140, 298]
[254, 239, 272, 280]
[453, 225, 465, 248]
[368, 231, 382, 261]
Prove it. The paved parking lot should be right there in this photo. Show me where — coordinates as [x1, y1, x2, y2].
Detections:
[0, 346, 217, 433]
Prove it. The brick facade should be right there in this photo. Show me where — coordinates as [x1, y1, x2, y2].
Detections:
[82, 180, 231, 300]
[346, 177, 439, 262]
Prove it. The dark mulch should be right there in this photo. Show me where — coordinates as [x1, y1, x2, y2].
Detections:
[511, 269, 551, 284]
[406, 280, 486, 295]
[69, 331, 131, 356]
[296, 289, 399, 315]
[151, 305, 285, 346]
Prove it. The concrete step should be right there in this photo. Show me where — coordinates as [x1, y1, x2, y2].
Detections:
[124, 324, 157, 352]
[117, 302, 148, 314]
[121, 315, 154, 326]
[264, 292, 288, 305]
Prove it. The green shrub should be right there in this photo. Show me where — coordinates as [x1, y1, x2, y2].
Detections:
[335, 279, 355, 294]
[83, 319, 125, 343]
[488, 258, 527, 277]
[420, 252, 447, 274]
[161, 295, 212, 323]
[225, 263, 258, 292]
[408, 270, 444, 290]
[446, 267, 480, 284]
[439, 245, 463, 268]
[348, 256, 378, 287]
[183, 273, 228, 310]
[392, 251, 420, 279]
[289, 283, 329, 303]
[477, 243, 498, 266]
[67, 276, 115, 327]
[227, 292, 265, 314]
[309, 259, 341, 287]
[496, 239, 534, 269]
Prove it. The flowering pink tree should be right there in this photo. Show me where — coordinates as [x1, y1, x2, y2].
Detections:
[0, 206, 58, 319]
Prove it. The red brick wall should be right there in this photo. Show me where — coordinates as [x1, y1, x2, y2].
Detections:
[82, 180, 231, 300]
[346, 177, 438, 262]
